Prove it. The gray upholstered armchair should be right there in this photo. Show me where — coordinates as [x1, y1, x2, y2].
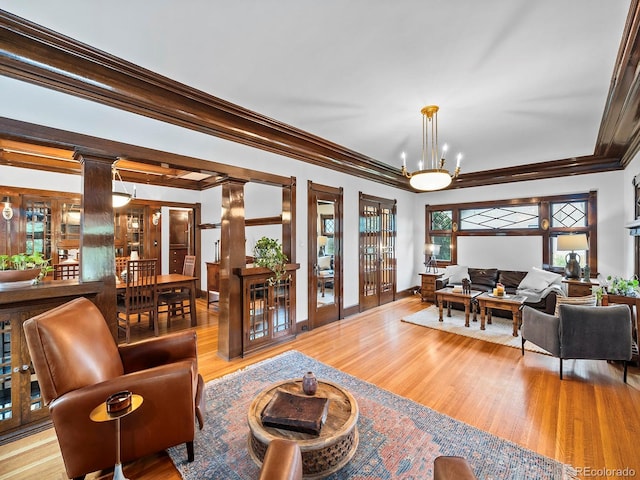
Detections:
[521, 304, 633, 382]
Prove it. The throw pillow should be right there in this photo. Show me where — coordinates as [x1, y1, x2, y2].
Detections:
[445, 265, 470, 284]
[518, 267, 562, 291]
[554, 294, 597, 317]
[318, 256, 332, 270]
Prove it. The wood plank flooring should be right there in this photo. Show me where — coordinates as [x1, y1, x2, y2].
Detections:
[1, 296, 639, 480]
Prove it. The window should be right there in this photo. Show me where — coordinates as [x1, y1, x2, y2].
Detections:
[426, 192, 597, 273]
[550, 200, 589, 270]
[460, 205, 539, 230]
[428, 210, 452, 262]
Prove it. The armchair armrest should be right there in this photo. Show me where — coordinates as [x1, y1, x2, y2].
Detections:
[48, 362, 197, 473]
[259, 439, 303, 480]
[119, 330, 198, 373]
[521, 306, 560, 356]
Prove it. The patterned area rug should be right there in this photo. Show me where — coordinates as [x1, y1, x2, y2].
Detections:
[168, 350, 574, 479]
[402, 305, 550, 355]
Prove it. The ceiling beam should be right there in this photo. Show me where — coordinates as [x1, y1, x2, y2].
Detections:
[1, 6, 639, 190]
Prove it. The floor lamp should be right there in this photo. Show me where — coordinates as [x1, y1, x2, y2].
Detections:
[424, 243, 440, 273]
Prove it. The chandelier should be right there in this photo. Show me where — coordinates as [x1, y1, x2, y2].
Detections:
[112, 163, 135, 208]
[401, 105, 462, 191]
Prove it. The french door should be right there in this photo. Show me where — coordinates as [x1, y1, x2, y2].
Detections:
[308, 182, 343, 329]
[359, 193, 396, 311]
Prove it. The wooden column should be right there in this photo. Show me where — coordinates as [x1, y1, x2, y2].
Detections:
[218, 179, 247, 360]
[76, 151, 117, 335]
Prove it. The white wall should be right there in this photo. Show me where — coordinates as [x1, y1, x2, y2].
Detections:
[1, 73, 638, 322]
[0, 76, 417, 323]
[412, 169, 628, 279]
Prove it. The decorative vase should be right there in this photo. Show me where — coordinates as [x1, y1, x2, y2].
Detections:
[302, 371, 317, 395]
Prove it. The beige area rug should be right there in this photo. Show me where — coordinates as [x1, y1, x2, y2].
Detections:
[401, 305, 550, 355]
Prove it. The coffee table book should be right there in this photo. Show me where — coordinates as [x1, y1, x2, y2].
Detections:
[261, 389, 329, 435]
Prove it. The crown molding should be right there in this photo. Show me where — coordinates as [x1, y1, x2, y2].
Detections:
[1, 6, 640, 191]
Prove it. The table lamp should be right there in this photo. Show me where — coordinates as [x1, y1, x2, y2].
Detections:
[557, 234, 588, 279]
[424, 243, 440, 273]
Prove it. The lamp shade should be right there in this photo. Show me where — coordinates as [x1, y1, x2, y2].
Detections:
[557, 234, 588, 251]
[424, 243, 441, 255]
[409, 170, 452, 191]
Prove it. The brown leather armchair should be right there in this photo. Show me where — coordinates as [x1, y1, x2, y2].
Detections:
[259, 439, 303, 480]
[23, 297, 206, 480]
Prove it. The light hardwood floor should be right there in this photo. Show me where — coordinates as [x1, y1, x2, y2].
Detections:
[1, 296, 639, 480]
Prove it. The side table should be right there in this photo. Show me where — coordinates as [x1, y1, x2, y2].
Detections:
[419, 272, 443, 302]
[562, 278, 598, 297]
[90, 394, 144, 480]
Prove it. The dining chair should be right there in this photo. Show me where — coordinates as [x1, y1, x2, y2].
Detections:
[117, 258, 158, 343]
[158, 255, 196, 324]
[52, 262, 80, 280]
[114, 256, 129, 279]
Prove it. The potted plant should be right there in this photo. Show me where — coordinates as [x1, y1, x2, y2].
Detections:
[0, 252, 52, 285]
[606, 275, 640, 297]
[253, 236, 290, 286]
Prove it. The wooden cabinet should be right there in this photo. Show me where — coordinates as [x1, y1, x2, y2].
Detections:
[419, 272, 442, 302]
[206, 262, 220, 307]
[563, 279, 597, 297]
[0, 282, 101, 438]
[170, 248, 187, 274]
[114, 206, 146, 258]
[235, 265, 297, 356]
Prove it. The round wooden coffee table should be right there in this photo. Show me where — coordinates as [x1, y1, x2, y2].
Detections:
[247, 379, 359, 479]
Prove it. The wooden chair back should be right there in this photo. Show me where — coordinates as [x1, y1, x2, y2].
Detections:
[115, 256, 129, 278]
[183, 255, 196, 276]
[53, 263, 80, 280]
[124, 259, 158, 314]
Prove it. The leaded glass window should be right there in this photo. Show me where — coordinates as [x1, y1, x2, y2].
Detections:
[431, 210, 452, 230]
[460, 205, 539, 230]
[551, 202, 586, 228]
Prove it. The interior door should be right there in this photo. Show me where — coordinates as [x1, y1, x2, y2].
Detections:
[169, 208, 194, 274]
[359, 193, 396, 311]
[308, 182, 342, 329]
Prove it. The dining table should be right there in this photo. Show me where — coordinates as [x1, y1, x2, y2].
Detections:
[116, 273, 198, 327]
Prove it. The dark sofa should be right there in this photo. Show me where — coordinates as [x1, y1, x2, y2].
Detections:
[436, 267, 561, 316]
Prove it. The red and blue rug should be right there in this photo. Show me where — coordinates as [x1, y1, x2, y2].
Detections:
[168, 350, 575, 479]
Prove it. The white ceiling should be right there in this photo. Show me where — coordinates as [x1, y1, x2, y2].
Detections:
[0, 1, 633, 175]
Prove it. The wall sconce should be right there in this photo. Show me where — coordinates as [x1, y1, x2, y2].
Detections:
[152, 211, 161, 226]
[2, 196, 13, 220]
[424, 243, 440, 273]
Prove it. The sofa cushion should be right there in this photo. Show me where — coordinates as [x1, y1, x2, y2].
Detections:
[468, 268, 498, 288]
[519, 267, 562, 291]
[498, 270, 527, 290]
[554, 294, 597, 317]
[445, 265, 470, 284]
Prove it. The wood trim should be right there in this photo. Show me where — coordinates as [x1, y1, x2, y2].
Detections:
[0, 117, 293, 189]
[1, 8, 639, 189]
[0, 11, 406, 190]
